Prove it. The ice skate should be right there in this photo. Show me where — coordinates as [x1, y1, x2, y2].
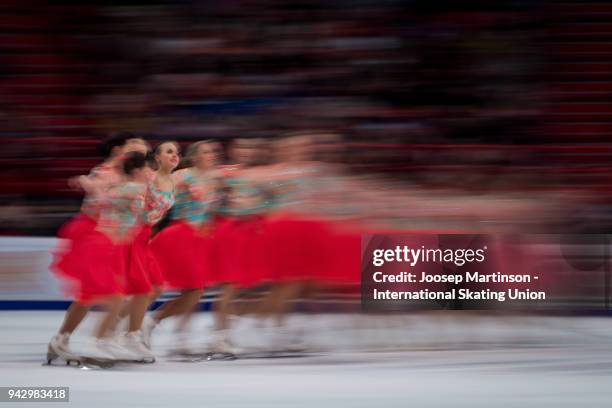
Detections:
[94, 337, 141, 363]
[45, 333, 80, 365]
[45, 334, 114, 369]
[120, 331, 156, 363]
[167, 332, 204, 361]
[263, 326, 312, 357]
[281, 329, 310, 353]
[205, 330, 241, 360]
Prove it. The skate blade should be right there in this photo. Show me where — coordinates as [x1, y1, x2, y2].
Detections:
[138, 357, 156, 364]
[43, 351, 83, 367]
[79, 357, 115, 368]
[236, 350, 317, 359]
[167, 355, 207, 363]
[123, 357, 155, 364]
[205, 352, 237, 361]
[165, 351, 208, 362]
[44, 351, 59, 365]
[43, 356, 114, 369]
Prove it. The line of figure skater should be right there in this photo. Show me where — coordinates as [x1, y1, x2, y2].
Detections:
[46, 130, 558, 363]
[47, 131, 364, 363]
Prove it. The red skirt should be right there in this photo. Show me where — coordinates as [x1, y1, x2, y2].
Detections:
[51, 213, 97, 280]
[323, 223, 362, 285]
[265, 216, 333, 282]
[54, 230, 126, 304]
[125, 225, 164, 294]
[212, 216, 270, 288]
[322, 226, 450, 286]
[149, 220, 210, 289]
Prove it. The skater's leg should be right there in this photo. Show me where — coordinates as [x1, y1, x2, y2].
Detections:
[209, 284, 247, 355]
[58, 302, 90, 335]
[154, 288, 203, 323]
[138, 286, 164, 349]
[153, 298, 181, 322]
[272, 281, 302, 326]
[94, 295, 123, 339]
[48, 301, 90, 362]
[254, 284, 279, 320]
[160, 288, 203, 354]
[175, 288, 204, 331]
[117, 297, 131, 319]
[148, 285, 163, 308]
[215, 284, 237, 331]
[99, 297, 131, 334]
[128, 294, 151, 332]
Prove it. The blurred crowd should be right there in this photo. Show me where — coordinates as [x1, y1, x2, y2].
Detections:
[0, 0, 611, 235]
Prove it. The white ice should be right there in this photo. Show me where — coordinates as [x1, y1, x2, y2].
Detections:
[1, 311, 612, 407]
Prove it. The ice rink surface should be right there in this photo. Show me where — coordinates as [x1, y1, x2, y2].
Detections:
[1, 311, 612, 407]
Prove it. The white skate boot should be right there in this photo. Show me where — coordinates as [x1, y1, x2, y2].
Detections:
[46, 333, 80, 364]
[167, 331, 198, 358]
[94, 337, 141, 362]
[120, 331, 156, 363]
[207, 330, 241, 360]
[270, 325, 310, 354]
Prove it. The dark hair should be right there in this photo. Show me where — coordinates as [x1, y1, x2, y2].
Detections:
[122, 151, 147, 176]
[145, 151, 159, 171]
[99, 131, 135, 157]
[152, 207, 174, 237]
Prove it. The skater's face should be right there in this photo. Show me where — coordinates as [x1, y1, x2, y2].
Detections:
[156, 142, 180, 171]
[230, 141, 255, 165]
[208, 142, 222, 167]
[196, 142, 219, 169]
